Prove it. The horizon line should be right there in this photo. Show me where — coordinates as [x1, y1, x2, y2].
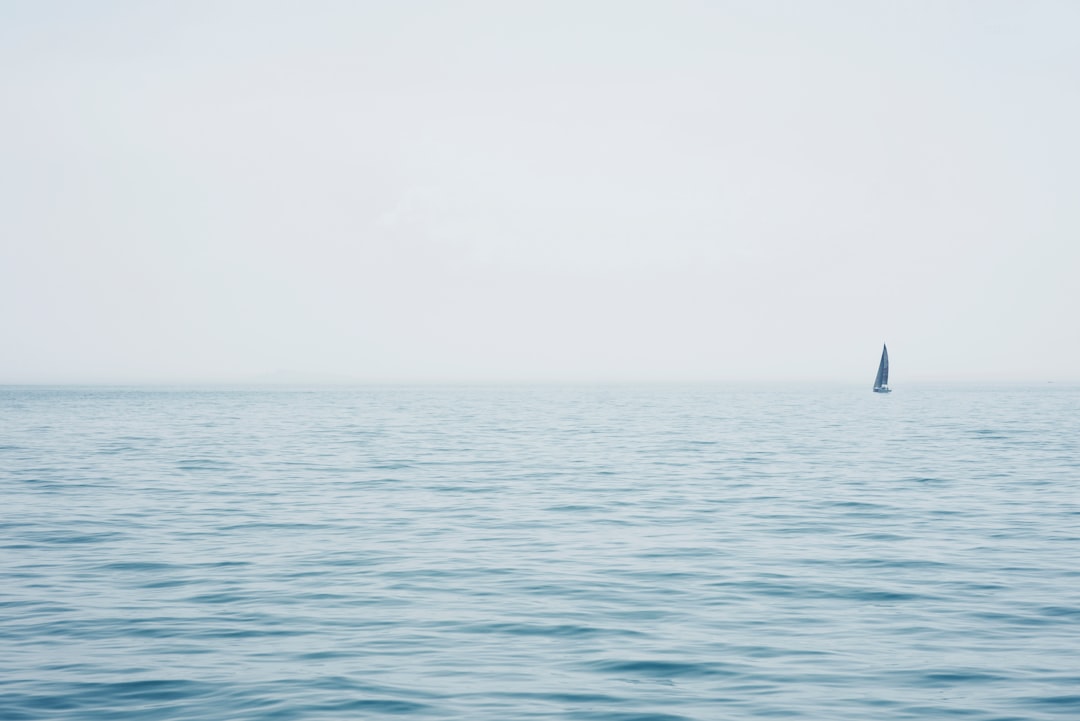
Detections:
[1, 378, 1075, 388]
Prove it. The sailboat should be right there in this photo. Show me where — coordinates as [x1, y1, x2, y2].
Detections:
[873, 344, 892, 393]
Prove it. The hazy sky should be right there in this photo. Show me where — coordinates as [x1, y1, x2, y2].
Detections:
[2, 1, 1078, 383]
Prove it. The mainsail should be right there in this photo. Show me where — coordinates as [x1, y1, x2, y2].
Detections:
[873, 344, 889, 391]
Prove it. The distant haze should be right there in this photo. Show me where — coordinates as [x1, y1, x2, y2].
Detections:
[3, 2, 1078, 383]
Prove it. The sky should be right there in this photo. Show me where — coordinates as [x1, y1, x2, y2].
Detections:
[2, 1, 1078, 383]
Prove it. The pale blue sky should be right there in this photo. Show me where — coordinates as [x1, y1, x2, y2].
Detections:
[2, 1, 1077, 383]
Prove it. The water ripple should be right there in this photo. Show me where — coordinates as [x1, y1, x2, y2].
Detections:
[2, 384, 1079, 720]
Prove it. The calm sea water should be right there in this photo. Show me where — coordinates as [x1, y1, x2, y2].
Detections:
[1, 384, 1078, 720]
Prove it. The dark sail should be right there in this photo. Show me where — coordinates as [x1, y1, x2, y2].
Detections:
[873, 344, 889, 390]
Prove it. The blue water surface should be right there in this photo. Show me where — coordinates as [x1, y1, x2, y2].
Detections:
[1, 384, 1078, 720]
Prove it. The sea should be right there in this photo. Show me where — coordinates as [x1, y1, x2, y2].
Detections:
[1, 384, 1078, 720]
